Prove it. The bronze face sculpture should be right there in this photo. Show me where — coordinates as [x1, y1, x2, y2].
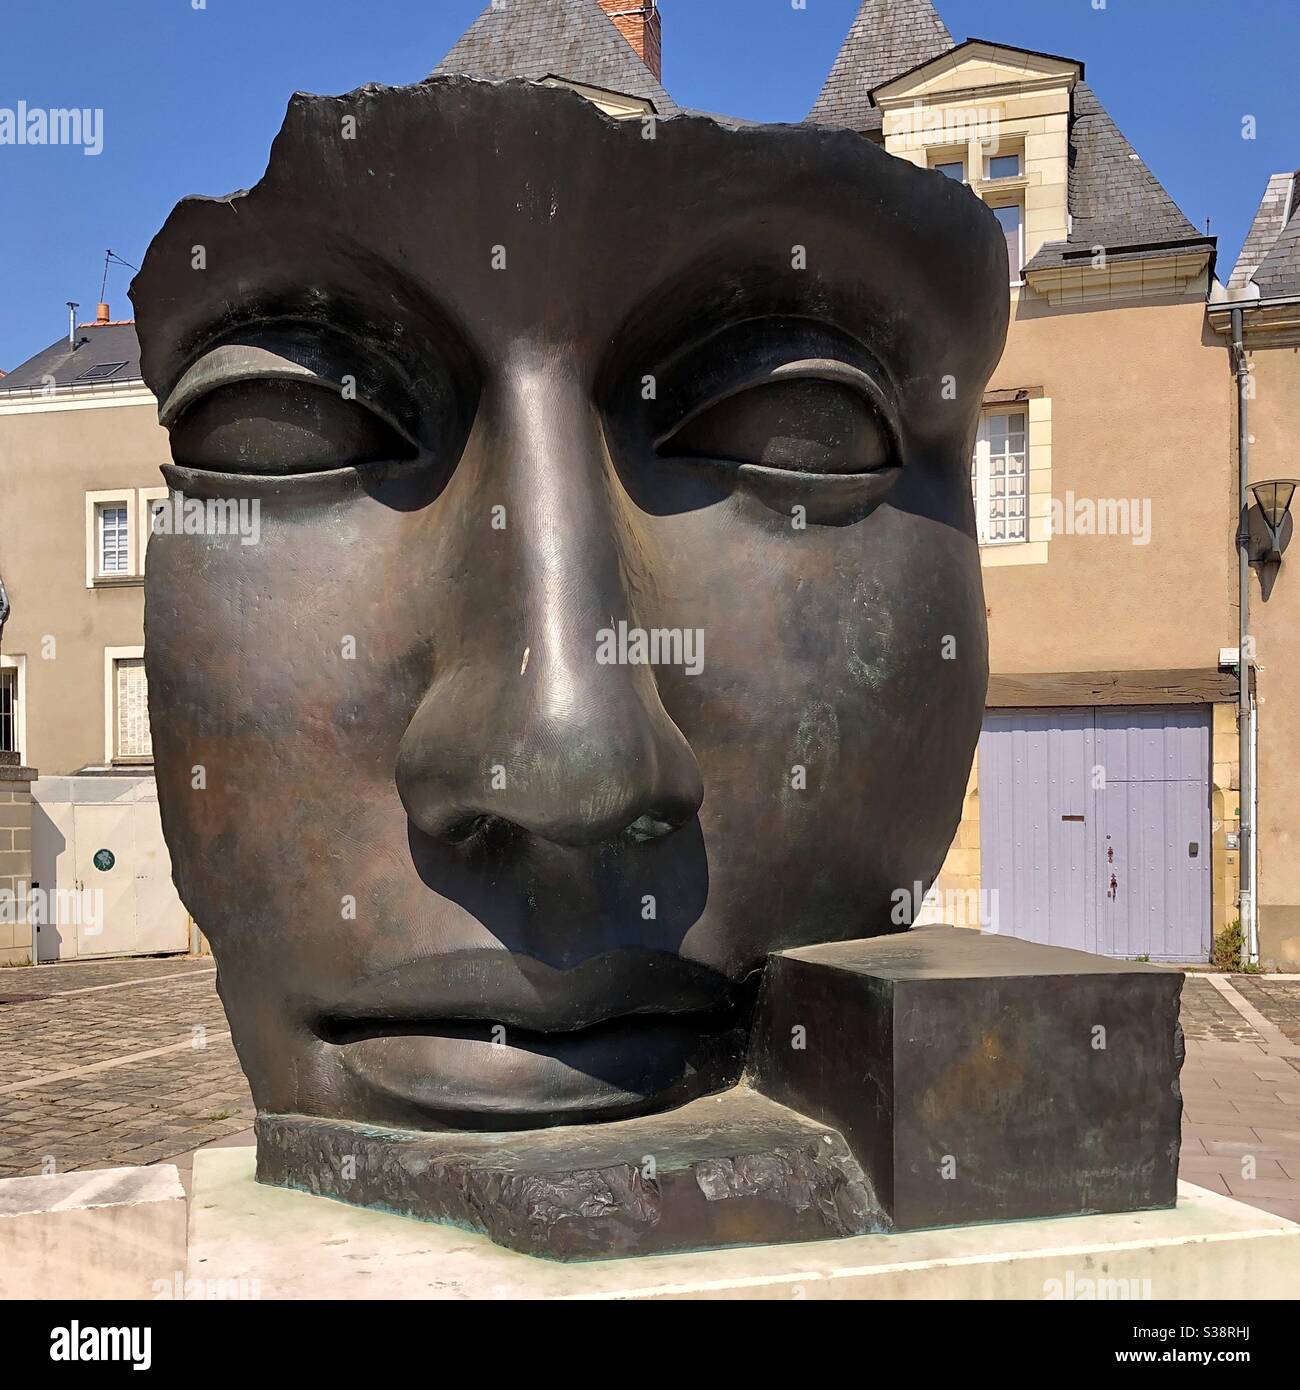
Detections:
[128, 78, 1098, 1256]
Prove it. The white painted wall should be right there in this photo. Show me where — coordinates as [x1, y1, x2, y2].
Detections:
[30, 775, 189, 960]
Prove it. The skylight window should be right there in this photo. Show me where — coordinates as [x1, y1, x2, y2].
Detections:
[75, 361, 128, 381]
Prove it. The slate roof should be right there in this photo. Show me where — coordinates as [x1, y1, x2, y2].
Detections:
[809, 0, 953, 133]
[1229, 172, 1293, 288]
[1230, 170, 1300, 299]
[434, 0, 678, 116]
[1024, 82, 1210, 270]
[0, 322, 143, 395]
[1254, 194, 1300, 297]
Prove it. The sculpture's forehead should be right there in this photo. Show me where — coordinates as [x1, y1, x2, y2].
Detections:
[133, 80, 1007, 401]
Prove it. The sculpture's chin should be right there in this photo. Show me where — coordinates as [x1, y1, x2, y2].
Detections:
[329, 1015, 748, 1130]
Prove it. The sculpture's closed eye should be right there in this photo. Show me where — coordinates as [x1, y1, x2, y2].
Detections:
[159, 332, 460, 476]
[662, 373, 893, 477]
[168, 378, 416, 474]
[652, 352, 904, 520]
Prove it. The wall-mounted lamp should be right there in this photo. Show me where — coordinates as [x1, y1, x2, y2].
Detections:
[1248, 479, 1298, 562]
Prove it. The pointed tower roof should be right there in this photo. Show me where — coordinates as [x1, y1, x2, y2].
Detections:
[1251, 181, 1300, 298]
[1025, 82, 1208, 269]
[1066, 83, 1203, 247]
[1230, 170, 1300, 298]
[809, 0, 953, 132]
[435, 0, 678, 115]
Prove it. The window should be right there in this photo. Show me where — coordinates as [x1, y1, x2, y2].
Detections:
[97, 503, 130, 576]
[992, 203, 1024, 283]
[933, 159, 966, 183]
[971, 412, 1028, 545]
[75, 361, 127, 382]
[986, 153, 1022, 180]
[0, 669, 15, 754]
[86, 489, 162, 586]
[113, 657, 152, 761]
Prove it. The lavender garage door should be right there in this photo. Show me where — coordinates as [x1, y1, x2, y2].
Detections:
[978, 706, 1211, 961]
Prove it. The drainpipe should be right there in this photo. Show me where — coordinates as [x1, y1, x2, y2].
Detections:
[1230, 306, 1258, 968]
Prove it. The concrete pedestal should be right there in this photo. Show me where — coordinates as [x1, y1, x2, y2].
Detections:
[0, 1164, 186, 1299]
[189, 1147, 1300, 1299]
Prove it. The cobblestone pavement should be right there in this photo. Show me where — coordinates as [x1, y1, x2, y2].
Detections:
[0, 957, 253, 1178]
[2, 958, 1300, 1225]
[1230, 976, 1300, 1046]
[1178, 975, 1268, 1045]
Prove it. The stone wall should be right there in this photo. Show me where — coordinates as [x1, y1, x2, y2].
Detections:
[0, 753, 37, 966]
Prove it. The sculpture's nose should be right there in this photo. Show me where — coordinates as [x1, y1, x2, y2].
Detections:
[395, 358, 704, 849]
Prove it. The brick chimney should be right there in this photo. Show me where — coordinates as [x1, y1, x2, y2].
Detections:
[597, 1, 662, 80]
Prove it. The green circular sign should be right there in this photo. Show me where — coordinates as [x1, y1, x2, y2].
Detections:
[92, 849, 115, 872]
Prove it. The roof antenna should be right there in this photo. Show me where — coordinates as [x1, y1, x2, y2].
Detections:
[97, 248, 140, 324]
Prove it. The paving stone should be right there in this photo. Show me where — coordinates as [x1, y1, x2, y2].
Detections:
[1248, 1198, 1300, 1222]
[1179, 1155, 1288, 1180]
[0, 958, 252, 1177]
[1228, 1102, 1300, 1124]
[1224, 1176, 1300, 1200]
[1231, 978, 1300, 1045]
[1184, 1102, 1256, 1123]
[1180, 978, 1268, 1045]
[1204, 1138, 1300, 1161]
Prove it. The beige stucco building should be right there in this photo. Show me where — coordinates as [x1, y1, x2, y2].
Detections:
[0, 315, 187, 963]
[810, 3, 1258, 962]
[1208, 170, 1300, 967]
[0, 0, 1291, 964]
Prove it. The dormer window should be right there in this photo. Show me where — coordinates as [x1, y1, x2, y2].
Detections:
[874, 40, 1083, 289]
[991, 203, 1025, 285]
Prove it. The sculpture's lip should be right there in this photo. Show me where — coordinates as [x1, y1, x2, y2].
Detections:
[319, 949, 738, 1035]
[318, 1003, 738, 1046]
[329, 1010, 746, 1126]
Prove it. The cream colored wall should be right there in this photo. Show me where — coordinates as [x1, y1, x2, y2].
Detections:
[879, 48, 1243, 957]
[1211, 700, 1242, 942]
[984, 297, 1236, 673]
[930, 296, 1236, 951]
[879, 52, 1073, 267]
[0, 400, 169, 774]
[1242, 346, 1300, 964]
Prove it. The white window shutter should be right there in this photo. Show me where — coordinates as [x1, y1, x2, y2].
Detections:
[973, 434, 992, 545]
[115, 658, 152, 759]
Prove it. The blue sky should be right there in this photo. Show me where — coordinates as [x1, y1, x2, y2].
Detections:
[0, 0, 1296, 371]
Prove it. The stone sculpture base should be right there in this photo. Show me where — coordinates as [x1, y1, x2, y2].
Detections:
[749, 925, 1185, 1228]
[200, 1148, 1300, 1300]
[256, 926, 1185, 1260]
[258, 1088, 879, 1261]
